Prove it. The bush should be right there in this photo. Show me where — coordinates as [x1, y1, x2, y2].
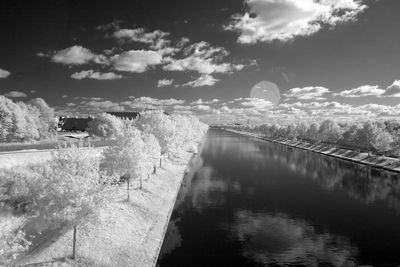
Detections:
[86, 113, 123, 138]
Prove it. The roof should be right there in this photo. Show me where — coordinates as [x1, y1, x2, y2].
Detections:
[107, 112, 140, 120]
[61, 118, 93, 131]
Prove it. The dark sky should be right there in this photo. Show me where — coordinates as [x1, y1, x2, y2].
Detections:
[1, 0, 400, 122]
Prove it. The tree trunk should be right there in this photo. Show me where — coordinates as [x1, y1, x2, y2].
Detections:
[127, 178, 130, 201]
[139, 175, 142, 190]
[153, 165, 156, 174]
[160, 157, 162, 168]
[72, 226, 77, 260]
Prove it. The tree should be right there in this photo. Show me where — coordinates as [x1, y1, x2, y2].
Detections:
[28, 98, 56, 138]
[0, 214, 31, 265]
[142, 133, 161, 174]
[371, 127, 394, 155]
[342, 124, 361, 147]
[33, 145, 116, 260]
[307, 122, 320, 143]
[318, 119, 342, 144]
[296, 122, 309, 140]
[135, 110, 178, 165]
[357, 121, 379, 152]
[285, 124, 299, 141]
[86, 113, 123, 138]
[0, 96, 55, 142]
[101, 124, 147, 197]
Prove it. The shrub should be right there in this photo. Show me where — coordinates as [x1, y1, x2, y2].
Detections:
[86, 112, 123, 138]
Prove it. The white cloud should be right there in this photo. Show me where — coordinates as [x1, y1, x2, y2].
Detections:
[157, 79, 174, 88]
[0, 68, 10, 78]
[334, 85, 385, 98]
[96, 20, 123, 31]
[112, 28, 170, 50]
[283, 86, 330, 100]
[71, 70, 123, 80]
[182, 74, 219, 87]
[240, 98, 274, 109]
[50, 45, 108, 65]
[382, 80, 400, 97]
[225, 0, 367, 43]
[120, 97, 185, 109]
[194, 104, 212, 111]
[111, 50, 163, 73]
[191, 99, 220, 105]
[163, 41, 241, 75]
[3, 91, 27, 98]
[86, 100, 125, 111]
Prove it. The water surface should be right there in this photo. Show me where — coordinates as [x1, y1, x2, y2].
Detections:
[158, 129, 400, 266]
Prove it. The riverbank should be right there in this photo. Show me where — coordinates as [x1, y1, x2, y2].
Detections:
[0, 147, 105, 169]
[10, 147, 198, 267]
[225, 129, 400, 173]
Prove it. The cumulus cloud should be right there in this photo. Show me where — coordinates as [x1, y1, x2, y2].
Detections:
[191, 99, 220, 105]
[0, 68, 10, 78]
[240, 98, 274, 109]
[194, 104, 212, 111]
[50, 45, 108, 65]
[71, 70, 123, 80]
[182, 74, 219, 87]
[111, 50, 163, 73]
[96, 20, 123, 31]
[112, 28, 170, 50]
[157, 78, 174, 88]
[382, 80, 400, 97]
[334, 85, 384, 98]
[225, 0, 367, 43]
[120, 97, 185, 109]
[3, 91, 27, 98]
[283, 86, 330, 100]
[86, 100, 125, 111]
[163, 41, 241, 75]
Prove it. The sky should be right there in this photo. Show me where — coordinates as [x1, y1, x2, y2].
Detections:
[1, 0, 400, 124]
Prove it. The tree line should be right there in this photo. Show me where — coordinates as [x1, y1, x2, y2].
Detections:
[225, 119, 400, 156]
[0, 110, 208, 264]
[0, 96, 56, 142]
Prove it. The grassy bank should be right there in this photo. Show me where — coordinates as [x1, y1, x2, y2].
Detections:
[0, 132, 114, 153]
[13, 148, 196, 267]
[225, 129, 400, 173]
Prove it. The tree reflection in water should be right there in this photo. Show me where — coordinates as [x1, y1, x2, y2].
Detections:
[264, 143, 400, 213]
[158, 130, 400, 266]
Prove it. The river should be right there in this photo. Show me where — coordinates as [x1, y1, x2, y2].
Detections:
[157, 129, 400, 266]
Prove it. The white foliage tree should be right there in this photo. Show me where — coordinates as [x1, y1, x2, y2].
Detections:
[0, 214, 30, 265]
[135, 110, 178, 165]
[87, 112, 123, 138]
[142, 132, 161, 175]
[0, 96, 55, 142]
[33, 145, 116, 260]
[101, 124, 148, 197]
[28, 98, 56, 138]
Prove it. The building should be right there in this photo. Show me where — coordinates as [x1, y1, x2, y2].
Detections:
[106, 112, 140, 120]
[60, 118, 93, 132]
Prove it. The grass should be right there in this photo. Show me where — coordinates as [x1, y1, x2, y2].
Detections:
[0, 132, 114, 153]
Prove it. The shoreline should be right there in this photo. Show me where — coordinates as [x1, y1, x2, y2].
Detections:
[224, 129, 400, 173]
[12, 144, 201, 267]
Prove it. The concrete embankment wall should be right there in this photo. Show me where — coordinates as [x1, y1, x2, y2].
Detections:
[225, 129, 400, 173]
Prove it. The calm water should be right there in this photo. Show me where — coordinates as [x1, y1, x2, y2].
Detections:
[157, 129, 400, 266]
